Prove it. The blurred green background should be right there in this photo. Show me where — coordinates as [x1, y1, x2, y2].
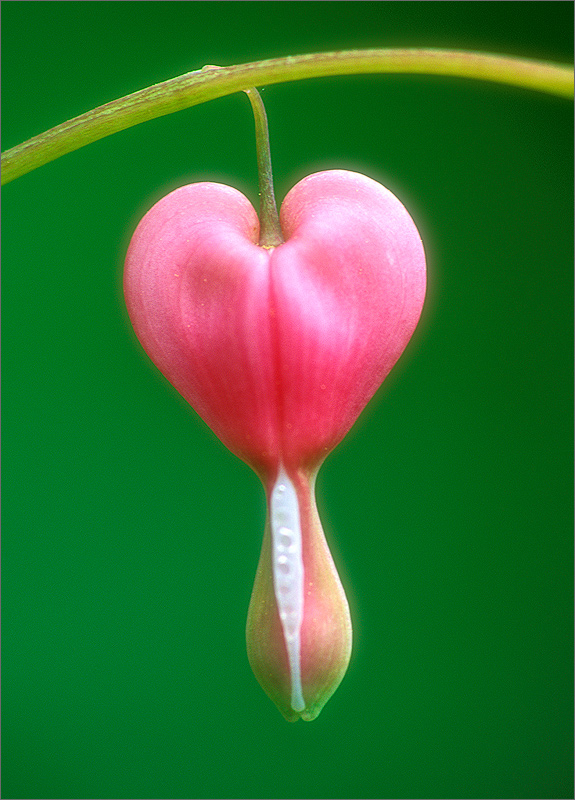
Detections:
[2, 3, 573, 799]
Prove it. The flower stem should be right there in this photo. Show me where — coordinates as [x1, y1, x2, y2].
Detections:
[2, 48, 573, 185]
[244, 88, 283, 248]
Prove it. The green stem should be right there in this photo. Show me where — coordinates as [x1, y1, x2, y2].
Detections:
[2, 48, 573, 185]
[244, 88, 283, 248]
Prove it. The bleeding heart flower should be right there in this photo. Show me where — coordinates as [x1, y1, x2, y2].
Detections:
[124, 167, 426, 721]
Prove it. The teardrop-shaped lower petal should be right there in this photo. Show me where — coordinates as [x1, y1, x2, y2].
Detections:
[246, 466, 352, 721]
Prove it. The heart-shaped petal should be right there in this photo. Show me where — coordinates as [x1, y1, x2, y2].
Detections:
[124, 170, 426, 478]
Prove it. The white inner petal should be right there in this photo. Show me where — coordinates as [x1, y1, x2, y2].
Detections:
[270, 465, 305, 712]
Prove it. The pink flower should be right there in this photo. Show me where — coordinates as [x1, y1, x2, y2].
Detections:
[124, 169, 426, 720]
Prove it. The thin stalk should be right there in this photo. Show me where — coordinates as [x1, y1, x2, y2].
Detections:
[244, 88, 283, 248]
[2, 48, 573, 185]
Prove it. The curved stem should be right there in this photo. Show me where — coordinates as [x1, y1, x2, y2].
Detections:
[2, 48, 573, 185]
[244, 88, 283, 248]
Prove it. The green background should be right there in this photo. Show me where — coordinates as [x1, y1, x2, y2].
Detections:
[2, 3, 573, 798]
